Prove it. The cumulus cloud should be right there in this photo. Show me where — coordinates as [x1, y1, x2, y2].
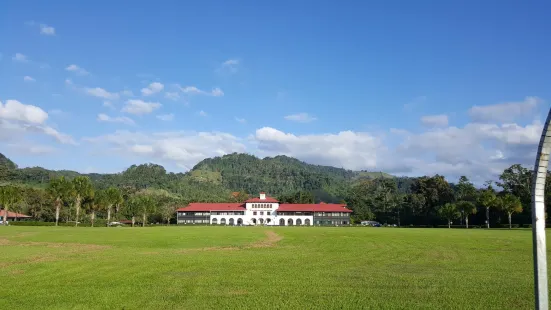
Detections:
[23, 76, 35, 82]
[157, 114, 174, 121]
[0, 99, 75, 145]
[85, 87, 120, 100]
[122, 99, 161, 115]
[12, 53, 28, 63]
[40, 24, 55, 35]
[141, 82, 164, 96]
[469, 96, 542, 123]
[254, 127, 382, 169]
[97, 113, 135, 125]
[421, 114, 448, 127]
[84, 130, 246, 170]
[284, 113, 317, 123]
[178, 85, 224, 97]
[66, 64, 89, 75]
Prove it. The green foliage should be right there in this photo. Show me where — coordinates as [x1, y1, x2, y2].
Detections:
[438, 203, 460, 227]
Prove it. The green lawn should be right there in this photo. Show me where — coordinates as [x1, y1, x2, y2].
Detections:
[0, 226, 538, 309]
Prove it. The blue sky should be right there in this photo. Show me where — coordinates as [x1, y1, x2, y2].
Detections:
[1, 0, 550, 184]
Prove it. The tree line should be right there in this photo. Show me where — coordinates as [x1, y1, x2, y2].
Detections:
[0, 176, 182, 227]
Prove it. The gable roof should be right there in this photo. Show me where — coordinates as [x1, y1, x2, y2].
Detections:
[177, 203, 246, 212]
[0, 210, 32, 218]
[277, 204, 352, 213]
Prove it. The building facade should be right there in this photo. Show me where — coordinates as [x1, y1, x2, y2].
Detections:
[177, 192, 352, 226]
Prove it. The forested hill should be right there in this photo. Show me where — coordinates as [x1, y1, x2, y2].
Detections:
[0, 152, 398, 203]
[190, 153, 393, 194]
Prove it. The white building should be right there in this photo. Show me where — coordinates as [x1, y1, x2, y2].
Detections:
[177, 192, 352, 226]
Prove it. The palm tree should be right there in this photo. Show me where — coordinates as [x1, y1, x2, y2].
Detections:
[72, 176, 94, 227]
[498, 194, 523, 229]
[478, 186, 497, 229]
[124, 196, 141, 227]
[0, 185, 22, 225]
[104, 187, 123, 226]
[47, 177, 74, 226]
[438, 203, 460, 228]
[87, 191, 106, 227]
[456, 201, 477, 229]
[138, 195, 156, 227]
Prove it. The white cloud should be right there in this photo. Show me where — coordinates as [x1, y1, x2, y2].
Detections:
[122, 99, 161, 115]
[39, 24, 55, 35]
[218, 59, 239, 74]
[254, 127, 382, 170]
[0, 100, 48, 124]
[84, 130, 246, 170]
[421, 114, 448, 127]
[198, 110, 208, 117]
[211, 87, 224, 97]
[23, 76, 35, 82]
[157, 114, 174, 121]
[85, 87, 120, 100]
[120, 90, 134, 97]
[141, 82, 164, 96]
[165, 92, 180, 101]
[469, 96, 542, 123]
[235, 117, 246, 124]
[12, 53, 28, 63]
[0, 99, 75, 145]
[179, 85, 224, 97]
[65, 79, 73, 85]
[284, 113, 317, 123]
[97, 113, 135, 125]
[66, 64, 89, 75]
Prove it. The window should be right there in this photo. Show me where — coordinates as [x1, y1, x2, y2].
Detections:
[253, 211, 257, 215]
[260, 212, 264, 215]
[342, 221, 348, 225]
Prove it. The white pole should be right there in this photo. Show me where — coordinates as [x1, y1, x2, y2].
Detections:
[532, 109, 551, 310]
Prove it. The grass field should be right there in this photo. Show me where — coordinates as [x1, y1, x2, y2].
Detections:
[0, 226, 538, 309]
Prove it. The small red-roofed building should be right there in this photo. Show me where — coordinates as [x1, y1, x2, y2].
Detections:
[176, 192, 352, 226]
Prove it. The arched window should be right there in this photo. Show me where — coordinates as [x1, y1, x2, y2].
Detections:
[252, 218, 257, 224]
[296, 219, 303, 225]
[237, 218, 243, 225]
[287, 218, 294, 226]
[212, 218, 218, 225]
[220, 218, 226, 225]
[279, 218, 285, 226]
[229, 218, 235, 226]
[259, 218, 264, 224]
[305, 219, 311, 226]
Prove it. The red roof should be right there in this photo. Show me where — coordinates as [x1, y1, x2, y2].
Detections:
[0, 210, 32, 218]
[278, 204, 352, 213]
[244, 196, 279, 203]
[177, 203, 246, 212]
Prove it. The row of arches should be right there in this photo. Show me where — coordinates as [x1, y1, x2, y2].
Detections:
[210, 217, 312, 226]
[212, 218, 243, 225]
[279, 218, 311, 226]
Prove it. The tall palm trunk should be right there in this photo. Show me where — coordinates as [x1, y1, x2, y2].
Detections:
[508, 212, 512, 229]
[55, 201, 60, 227]
[91, 211, 95, 227]
[131, 216, 135, 227]
[106, 204, 112, 227]
[448, 220, 451, 228]
[75, 196, 82, 227]
[3, 204, 9, 226]
[465, 216, 469, 229]
[486, 207, 490, 229]
[142, 213, 146, 227]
